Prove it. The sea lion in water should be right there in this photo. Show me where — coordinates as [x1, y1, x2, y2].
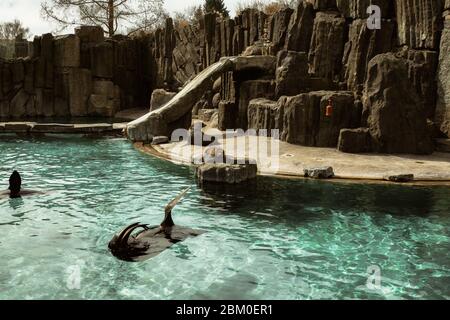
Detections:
[0, 171, 44, 199]
[108, 188, 205, 262]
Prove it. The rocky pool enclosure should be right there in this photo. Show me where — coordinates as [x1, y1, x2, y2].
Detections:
[1, 0, 450, 155]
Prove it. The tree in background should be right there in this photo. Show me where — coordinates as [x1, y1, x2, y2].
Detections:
[0, 19, 30, 40]
[41, 0, 165, 37]
[236, 0, 297, 15]
[0, 20, 30, 59]
[204, 0, 229, 18]
[173, 5, 204, 29]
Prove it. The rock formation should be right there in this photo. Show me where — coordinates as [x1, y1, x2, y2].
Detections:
[248, 90, 359, 148]
[363, 53, 433, 154]
[0, 0, 448, 155]
[436, 15, 450, 136]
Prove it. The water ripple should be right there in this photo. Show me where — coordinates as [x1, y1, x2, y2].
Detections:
[0, 136, 449, 299]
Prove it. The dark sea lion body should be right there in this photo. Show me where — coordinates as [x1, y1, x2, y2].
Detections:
[0, 189, 45, 199]
[109, 223, 204, 262]
[108, 188, 205, 262]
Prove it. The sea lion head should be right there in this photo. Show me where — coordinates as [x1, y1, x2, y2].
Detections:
[9, 171, 22, 198]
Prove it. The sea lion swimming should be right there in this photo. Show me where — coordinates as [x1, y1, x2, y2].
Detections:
[0, 171, 44, 199]
[108, 188, 205, 262]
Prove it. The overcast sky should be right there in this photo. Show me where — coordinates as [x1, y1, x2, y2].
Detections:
[0, 0, 241, 39]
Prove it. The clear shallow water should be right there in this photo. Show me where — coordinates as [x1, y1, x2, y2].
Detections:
[0, 135, 449, 300]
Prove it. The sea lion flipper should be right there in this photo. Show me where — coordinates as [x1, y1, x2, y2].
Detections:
[164, 187, 190, 215]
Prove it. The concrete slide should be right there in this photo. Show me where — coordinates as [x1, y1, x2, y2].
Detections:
[126, 56, 276, 142]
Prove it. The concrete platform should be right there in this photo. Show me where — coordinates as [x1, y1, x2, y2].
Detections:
[135, 134, 450, 185]
[0, 122, 127, 135]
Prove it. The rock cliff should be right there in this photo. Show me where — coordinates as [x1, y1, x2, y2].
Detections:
[1, 0, 449, 155]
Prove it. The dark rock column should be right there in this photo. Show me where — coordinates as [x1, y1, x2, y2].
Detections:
[280, 91, 357, 147]
[268, 7, 294, 54]
[68, 68, 92, 116]
[173, 25, 202, 85]
[403, 49, 439, 119]
[220, 19, 235, 57]
[237, 80, 275, 130]
[232, 25, 245, 55]
[308, 12, 346, 86]
[75, 26, 104, 69]
[337, 128, 372, 153]
[363, 53, 433, 154]
[336, 0, 392, 18]
[14, 36, 30, 58]
[92, 41, 114, 79]
[247, 98, 283, 134]
[285, 1, 314, 53]
[54, 35, 81, 68]
[315, 91, 359, 147]
[275, 50, 309, 97]
[204, 13, 218, 67]
[281, 93, 318, 146]
[342, 19, 395, 92]
[23, 58, 34, 94]
[436, 13, 450, 136]
[395, 0, 444, 50]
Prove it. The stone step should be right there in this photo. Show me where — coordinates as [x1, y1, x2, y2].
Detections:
[436, 139, 450, 153]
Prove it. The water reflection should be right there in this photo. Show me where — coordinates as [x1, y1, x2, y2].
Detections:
[198, 177, 443, 221]
[8, 197, 24, 211]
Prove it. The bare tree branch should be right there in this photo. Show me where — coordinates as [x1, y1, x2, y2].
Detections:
[0, 19, 30, 40]
[40, 0, 165, 36]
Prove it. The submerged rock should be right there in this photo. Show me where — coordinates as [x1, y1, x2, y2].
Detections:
[304, 166, 334, 179]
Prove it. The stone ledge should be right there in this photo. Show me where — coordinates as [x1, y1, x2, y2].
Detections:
[136, 134, 450, 185]
[4, 122, 34, 132]
[32, 123, 75, 132]
[0, 122, 125, 135]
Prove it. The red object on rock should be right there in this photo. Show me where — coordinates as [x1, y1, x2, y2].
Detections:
[325, 99, 333, 117]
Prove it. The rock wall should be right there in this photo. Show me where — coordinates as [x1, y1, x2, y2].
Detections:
[248, 91, 359, 148]
[1, 26, 152, 119]
[169, 0, 446, 154]
[242, 0, 448, 154]
[1, 1, 449, 155]
[363, 53, 433, 154]
[436, 12, 450, 136]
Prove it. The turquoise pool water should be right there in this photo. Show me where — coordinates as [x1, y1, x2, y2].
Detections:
[0, 135, 449, 300]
